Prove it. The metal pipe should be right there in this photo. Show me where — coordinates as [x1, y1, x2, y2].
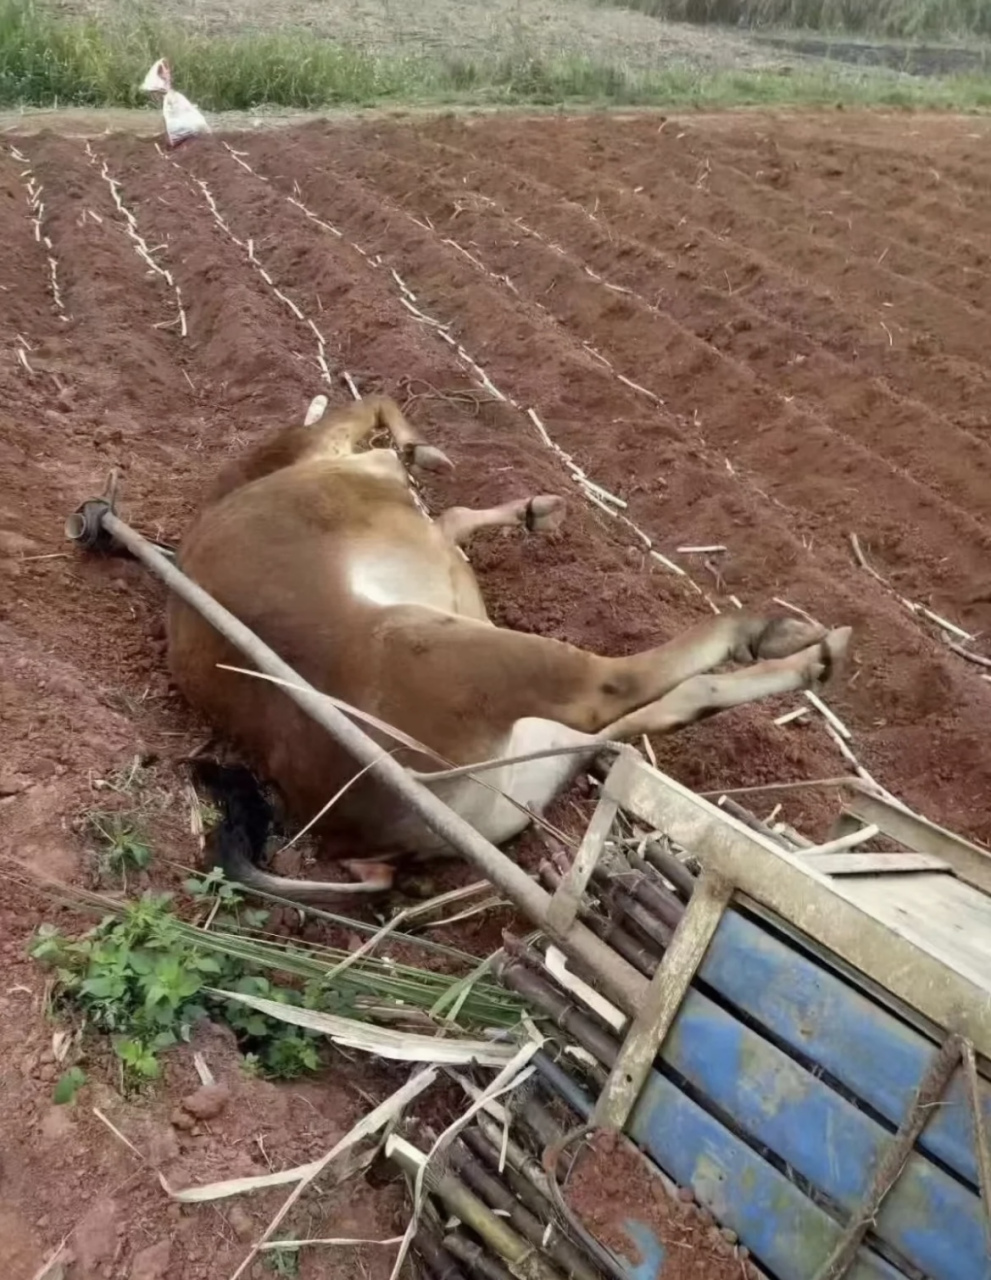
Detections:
[70, 506, 648, 1013]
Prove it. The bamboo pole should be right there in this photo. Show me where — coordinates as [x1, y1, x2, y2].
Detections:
[449, 1142, 600, 1280]
[387, 1136, 566, 1280]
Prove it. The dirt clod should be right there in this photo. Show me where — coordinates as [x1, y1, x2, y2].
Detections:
[71, 1198, 119, 1276]
[569, 1132, 758, 1280]
[227, 1205, 255, 1242]
[129, 1239, 172, 1280]
[180, 1083, 231, 1122]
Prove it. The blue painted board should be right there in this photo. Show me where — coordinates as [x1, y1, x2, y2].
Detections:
[663, 985, 985, 1280]
[698, 908, 990, 1188]
[626, 1068, 908, 1280]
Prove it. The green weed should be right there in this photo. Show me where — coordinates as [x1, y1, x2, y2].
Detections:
[86, 810, 152, 881]
[29, 891, 322, 1089]
[264, 1247, 301, 1277]
[53, 1065, 87, 1104]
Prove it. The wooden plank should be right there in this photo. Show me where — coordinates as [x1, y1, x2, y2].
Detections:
[841, 874, 991, 977]
[699, 909, 991, 1189]
[614, 754, 991, 1059]
[805, 852, 951, 876]
[842, 781, 991, 896]
[962, 1041, 991, 1268]
[661, 992, 982, 1280]
[625, 1069, 908, 1280]
[591, 869, 732, 1131]
[546, 793, 618, 934]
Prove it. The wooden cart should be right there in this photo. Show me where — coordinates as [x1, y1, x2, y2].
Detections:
[557, 751, 991, 1280]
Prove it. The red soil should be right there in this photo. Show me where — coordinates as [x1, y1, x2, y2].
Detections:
[3, 107, 991, 1276]
[568, 1129, 759, 1279]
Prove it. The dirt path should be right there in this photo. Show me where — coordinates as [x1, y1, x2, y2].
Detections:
[2, 108, 991, 1276]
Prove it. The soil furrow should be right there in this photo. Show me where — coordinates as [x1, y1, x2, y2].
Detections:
[5, 112, 991, 1280]
[412, 118, 991, 428]
[326, 128, 991, 527]
[296, 127, 991, 633]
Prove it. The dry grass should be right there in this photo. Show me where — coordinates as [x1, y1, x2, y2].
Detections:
[4, 0, 990, 114]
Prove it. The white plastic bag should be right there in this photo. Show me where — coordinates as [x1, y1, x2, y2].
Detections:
[140, 58, 211, 149]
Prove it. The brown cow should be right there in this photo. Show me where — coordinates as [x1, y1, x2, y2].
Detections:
[167, 396, 850, 901]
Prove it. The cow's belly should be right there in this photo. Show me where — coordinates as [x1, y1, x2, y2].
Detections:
[343, 526, 488, 621]
[424, 717, 601, 848]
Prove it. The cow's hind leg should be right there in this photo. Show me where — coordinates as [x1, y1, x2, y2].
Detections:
[600, 627, 851, 740]
[436, 495, 566, 546]
[307, 395, 453, 474]
[368, 607, 851, 749]
[207, 396, 452, 505]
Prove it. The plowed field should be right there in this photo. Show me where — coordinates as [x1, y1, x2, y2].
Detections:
[3, 109, 991, 1276]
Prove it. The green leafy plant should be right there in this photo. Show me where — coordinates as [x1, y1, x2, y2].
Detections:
[28, 878, 528, 1092]
[86, 809, 152, 882]
[25, 860, 535, 1090]
[264, 1246, 301, 1277]
[28, 895, 320, 1089]
[185, 867, 270, 931]
[53, 1065, 87, 1105]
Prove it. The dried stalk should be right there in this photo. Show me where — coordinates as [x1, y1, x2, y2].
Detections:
[848, 532, 888, 584]
[804, 690, 852, 741]
[944, 638, 991, 670]
[478, 1114, 557, 1201]
[449, 1142, 600, 1280]
[464, 1126, 556, 1218]
[717, 796, 798, 853]
[600, 857, 684, 930]
[600, 881, 673, 953]
[801, 824, 880, 857]
[539, 863, 661, 975]
[772, 596, 821, 627]
[915, 605, 974, 644]
[493, 955, 619, 1069]
[540, 1029, 611, 1090]
[415, 1226, 468, 1280]
[388, 1136, 566, 1280]
[638, 839, 698, 901]
[443, 1231, 516, 1280]
[517, 1094, 570, 1151]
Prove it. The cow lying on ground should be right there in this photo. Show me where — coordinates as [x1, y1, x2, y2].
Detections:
[167, 395, 851, 901]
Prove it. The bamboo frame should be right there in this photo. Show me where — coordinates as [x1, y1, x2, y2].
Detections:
[591, 869, 732, 1131]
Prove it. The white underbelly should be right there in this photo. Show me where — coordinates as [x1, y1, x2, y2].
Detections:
[430, 718, 601, 846]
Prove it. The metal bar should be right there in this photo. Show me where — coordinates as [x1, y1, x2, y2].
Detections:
[843, 780, 991, 895]
[76, 509, 648, 1014]
[961, 1041, 991, 1272]
[591, 869, 733, 1131]
[811, 1034, 964, 1280]
[547, 793, 619, 934]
